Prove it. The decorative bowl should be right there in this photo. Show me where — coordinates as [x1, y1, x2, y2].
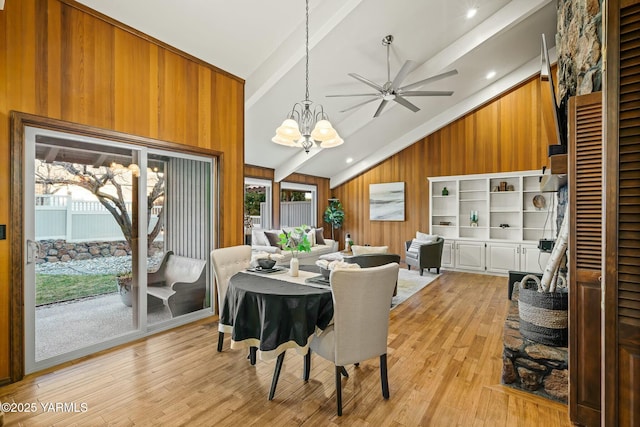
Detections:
[257, 258, 276, 269]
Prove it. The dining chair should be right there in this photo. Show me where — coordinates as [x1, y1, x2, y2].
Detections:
[211, 245, 252, 352]
[309, 262, 400, 416]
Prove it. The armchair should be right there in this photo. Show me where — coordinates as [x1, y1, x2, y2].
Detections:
[404, 237, 444, 275]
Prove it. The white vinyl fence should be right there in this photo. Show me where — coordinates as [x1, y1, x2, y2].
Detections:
[36, 195, 161, 242]
[280, 201, 313, 228]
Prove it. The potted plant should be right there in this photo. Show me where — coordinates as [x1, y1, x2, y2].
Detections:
[324, 198, 345, 240]
[279, 224, 312, 276]
[116, 270, 133, 307]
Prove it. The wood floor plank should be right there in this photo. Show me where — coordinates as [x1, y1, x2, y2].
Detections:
[0, 271, 572, 426]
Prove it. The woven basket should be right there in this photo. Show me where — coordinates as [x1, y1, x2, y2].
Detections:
[518, 276, 568, 347]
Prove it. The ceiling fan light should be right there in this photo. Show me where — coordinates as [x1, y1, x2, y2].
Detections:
[311, 119, 337, 141]
[320, 135, 344, 148]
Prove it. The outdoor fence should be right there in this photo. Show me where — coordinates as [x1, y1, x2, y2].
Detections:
[280, 201, 313, 228]
[36, 195, 161, 242]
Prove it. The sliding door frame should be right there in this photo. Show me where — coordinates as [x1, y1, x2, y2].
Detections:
[10, 111, 222, 382]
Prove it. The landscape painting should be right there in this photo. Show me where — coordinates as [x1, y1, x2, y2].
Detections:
[369, 182, 405, 221]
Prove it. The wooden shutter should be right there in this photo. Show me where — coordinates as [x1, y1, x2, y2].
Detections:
[605, 1, 640, 426]
[569, 91, 603, 427]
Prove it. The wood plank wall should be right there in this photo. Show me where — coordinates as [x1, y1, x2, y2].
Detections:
[244, 165, 332, 235]
[332, 75, 556, 255]
[0, 0, 244, 383]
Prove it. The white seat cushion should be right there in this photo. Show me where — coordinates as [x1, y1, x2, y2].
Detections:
[351, 245, 388, 256]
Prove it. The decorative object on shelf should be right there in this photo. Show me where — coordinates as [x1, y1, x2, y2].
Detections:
[439, 221, 451, 226]
[507, 184, 515, 191]
[272, 0, 343, 153]
[500, 223, 510, 228]
[533, 194, 547, 210]
[499, 181, 507, 191]
[442, 187, 449, 196]
[470, 210, 479, 227]
[492, 186, 499, 192]
[370, 182, 405, 221]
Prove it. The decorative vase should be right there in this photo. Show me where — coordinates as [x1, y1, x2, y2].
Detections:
[470, 210, 479, 227]
[442, 187, 449, 196]
[117, 277, 133, 307]
[289, 256, 299, 277]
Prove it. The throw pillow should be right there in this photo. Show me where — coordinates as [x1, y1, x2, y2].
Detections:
[315, 227, 326, 245]
[251, 229, 270, 247]
[416, 231, 438, 242]
[305, 229, 316, 246]
[351, 245, 388, 256]
[407, 238, 427, 254]
[264, 231, 282, 249]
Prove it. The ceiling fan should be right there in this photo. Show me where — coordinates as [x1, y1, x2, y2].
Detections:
[327, 35, 458, 118]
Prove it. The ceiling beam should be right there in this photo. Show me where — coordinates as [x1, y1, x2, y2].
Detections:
[329, 50, 556, 188]
[274, 0, 554, 181]
[245, 0, 364, 109]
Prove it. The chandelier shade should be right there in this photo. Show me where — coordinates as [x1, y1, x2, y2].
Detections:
[272, 0, 342, 153]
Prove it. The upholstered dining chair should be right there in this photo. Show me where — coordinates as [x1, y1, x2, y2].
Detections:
[211, 245, 252, 352]
[343, 253, 401, 296]
[309, 262, 400, 416]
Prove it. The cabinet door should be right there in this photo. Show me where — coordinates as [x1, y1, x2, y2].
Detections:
[486, 243, 519, 274]
[441, 240, 454, 268]
[520, 244, 551, 275]
[455, 241, 485, 271]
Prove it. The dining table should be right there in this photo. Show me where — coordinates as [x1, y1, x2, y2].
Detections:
[218, 266, 333, 399]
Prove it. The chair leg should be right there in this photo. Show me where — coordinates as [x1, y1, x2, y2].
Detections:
[340, 366, 349, 377]
[380, 354, 389, 399]
[354, 362, 360, 367]
[269, 352, 286, 401]
[217, 332, 224, 352]
[303, 350, 311, 381]
[407, 265, 411, 271]
[420, 268, 424, 276]
[437, 268, 440, 274]
[335, 366, 343, 416]
[249, 346, 257, 365]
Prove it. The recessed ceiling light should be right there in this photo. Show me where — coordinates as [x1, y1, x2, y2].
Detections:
[466, 8, 477, 19]
[346, 157, 353, 164]
[486, 70, 496, 79]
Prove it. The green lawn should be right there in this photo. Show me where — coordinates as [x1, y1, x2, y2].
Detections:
[36, 274, 117, 306]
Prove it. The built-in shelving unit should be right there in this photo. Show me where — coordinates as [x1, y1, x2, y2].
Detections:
[428, 170, 557, 275]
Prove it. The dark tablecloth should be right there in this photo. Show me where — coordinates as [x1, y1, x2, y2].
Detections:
[219, 271, 333, 360]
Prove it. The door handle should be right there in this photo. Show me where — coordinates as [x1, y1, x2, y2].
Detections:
[26, 239, 39, 264]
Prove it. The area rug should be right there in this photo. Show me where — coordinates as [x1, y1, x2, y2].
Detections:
[391, 268, 440, 309]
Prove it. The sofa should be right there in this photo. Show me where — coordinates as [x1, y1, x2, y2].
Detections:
[251, 227, 338, 266]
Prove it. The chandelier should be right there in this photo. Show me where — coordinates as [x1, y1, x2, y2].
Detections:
[272, 0, 343, 153]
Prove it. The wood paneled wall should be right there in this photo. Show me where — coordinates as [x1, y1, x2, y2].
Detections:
[244, 165, 332, 234]
[0, 0, 244, 383]
[332, 75, 556, 254]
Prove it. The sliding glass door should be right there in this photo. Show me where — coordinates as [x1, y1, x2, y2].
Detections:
[24, 126, 214, 373]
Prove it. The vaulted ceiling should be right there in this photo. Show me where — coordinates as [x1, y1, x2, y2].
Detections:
[76, 0, 557, 188]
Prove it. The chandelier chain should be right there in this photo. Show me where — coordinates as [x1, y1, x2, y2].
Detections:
[305, 0, 310, 102]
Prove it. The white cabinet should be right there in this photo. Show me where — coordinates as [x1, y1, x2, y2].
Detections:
[455, 241, 485, 271]
[441, 240, 455, 268]
[520, 244, 551, 274]
[486, 242, 520, 274]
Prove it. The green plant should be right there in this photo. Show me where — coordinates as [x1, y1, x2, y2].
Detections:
[323, 199, 345, 240]
[279, 225, 312, 258]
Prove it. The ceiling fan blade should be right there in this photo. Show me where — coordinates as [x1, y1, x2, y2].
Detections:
[326, 93, 380, 98]
[401, 90, 454, 96]
[391, 60, 416, 89]
[373, 99, 389, 118]
[340, 97, 379, 113]
[393, 95, 420, 112]
[348, 73, 384, 91]
[400, 69, 458, 92]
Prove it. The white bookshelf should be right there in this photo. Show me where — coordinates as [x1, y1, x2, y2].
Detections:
[428, 170, 558, 275]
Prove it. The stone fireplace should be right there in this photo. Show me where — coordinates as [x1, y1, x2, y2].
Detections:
[501, 287, 568, 403]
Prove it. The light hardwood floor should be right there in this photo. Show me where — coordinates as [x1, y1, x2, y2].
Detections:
[0, 271, 571, 426]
